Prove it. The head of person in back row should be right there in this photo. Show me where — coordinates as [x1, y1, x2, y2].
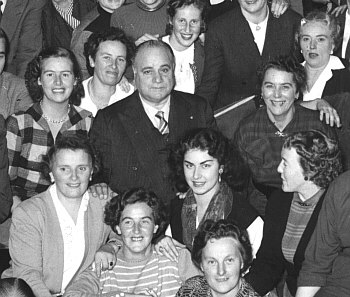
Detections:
[81, 27, 135, 116]
[162, 0, 208, 94]
[234, 56, 337, 216]
[195, 0, 301, 110]
[295, 11, 350, 102]
[89, 40, 215, 206]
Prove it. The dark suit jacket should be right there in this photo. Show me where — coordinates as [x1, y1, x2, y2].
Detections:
[196, 7, 301, 111]
[245, 189, 326, 296]
[322, 68, 350, 97]
[0, 115, 11, 223]
[42, 0, 96, 49]
[334, 11, 347, 60]
[1, 0, 46, 77]
[89, 90, 216, 205]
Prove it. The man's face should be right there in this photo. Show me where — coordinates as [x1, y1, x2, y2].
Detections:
[0, 38, 6, 74]
[133, 46, 175, 106]
[89, 40, 127, 87]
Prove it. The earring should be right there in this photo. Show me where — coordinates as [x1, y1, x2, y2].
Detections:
[218, 169, 223, 183]
[304, 176, 309, 181]
[89, 175, 92, 182]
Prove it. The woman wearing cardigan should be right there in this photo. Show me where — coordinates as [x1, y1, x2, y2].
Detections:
[244, 130, 343, 297]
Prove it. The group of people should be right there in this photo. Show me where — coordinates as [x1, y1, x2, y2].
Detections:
[0, 0, 349, 297]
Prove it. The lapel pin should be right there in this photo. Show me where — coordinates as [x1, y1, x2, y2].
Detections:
[190, 116, 193, 120]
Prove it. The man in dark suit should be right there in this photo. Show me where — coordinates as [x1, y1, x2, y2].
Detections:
[0, 0, 46, 78]
[90, 40, 216, 206]
[196, 0, 301, 111]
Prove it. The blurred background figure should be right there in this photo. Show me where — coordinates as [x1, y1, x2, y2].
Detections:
[71, 0, 126, 79]
[81, 27, 135, 116]
[2, 134, 114, 297]
[245, 130, 343, 297]
[0, 0, 46, 77]
[0, 278, 35, 297]
[162, 0, 207, 94]
[42, 0, 96, 49]
[177, 219, 260, 297]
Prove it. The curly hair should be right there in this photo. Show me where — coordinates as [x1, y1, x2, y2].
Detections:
[41, 133, 99, 183]
[24, 46, 84, 105]
[258, 55, 307, 95]
[168, 128, 250, 193]
[104, 188, 168, 242]
[192, 219, 253, 273]
[295, 11, 341, 53]
[166, 0, 208, 35]
[0, 278, 35, 297]
[84, 27, 136, 76]
[283, 130, 343, 188]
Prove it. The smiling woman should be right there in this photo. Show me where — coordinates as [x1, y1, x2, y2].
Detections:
[2, 134, 114, 297]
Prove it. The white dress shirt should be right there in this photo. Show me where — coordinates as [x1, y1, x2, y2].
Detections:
[139, 94, 171, 129]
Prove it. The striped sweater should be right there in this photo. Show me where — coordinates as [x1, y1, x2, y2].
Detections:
[64, 248, 200, 297]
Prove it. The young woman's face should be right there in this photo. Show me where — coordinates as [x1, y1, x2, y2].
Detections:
[50, 149, 93, 200]
[183, 149, 222, 198]
[38, 57, 76, 105]
[201, 237, 243, 297]
[169, 4, 202, 51]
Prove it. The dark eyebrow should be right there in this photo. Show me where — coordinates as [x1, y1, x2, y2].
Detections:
[184, 159, 214, 165]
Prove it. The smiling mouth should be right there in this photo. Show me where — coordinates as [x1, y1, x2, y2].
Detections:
[180, 34, 193, 40]
[131, 237, 143, 242]
[52, 88, 65, 93]
[308, 53, 319, 58]
[216, 277, 229, 282]
[192, 181, 205, 187]
[270, 100, 286, 106]
[67, 183, 80, 188]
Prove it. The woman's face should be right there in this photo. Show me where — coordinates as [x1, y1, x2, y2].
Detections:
[184, 149, 222, 199]
[300, 21, 334, 69]
[277, 147, 307, 193]
[38, 57, 76, 105]
[116, 202, 158, 260]
[51, 149, 93, 200]
[262, 68, 298, 123]
[169, 4, 202, 51]
[98, 0, 125, 12]
[201, 237, 243, 297]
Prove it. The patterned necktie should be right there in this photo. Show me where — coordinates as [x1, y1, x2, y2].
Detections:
[155, 111, 169, 134]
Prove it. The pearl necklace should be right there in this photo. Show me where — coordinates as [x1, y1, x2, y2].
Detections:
[40, 101, 70, 124]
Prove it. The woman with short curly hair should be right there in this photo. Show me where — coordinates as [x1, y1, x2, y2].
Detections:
[6, 46, 93, 203]
[245, 130, 343, 297]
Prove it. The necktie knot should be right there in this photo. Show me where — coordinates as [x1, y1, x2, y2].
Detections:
[155, 111, 169, 134]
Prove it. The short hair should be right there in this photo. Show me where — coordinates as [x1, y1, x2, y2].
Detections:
[132, 40, 175, 66]
[0, 28, 9, 56]
[283, 130, 343, 188]
[258, 55, 307, 94]
[25, 47, 84, 105]
[0, 278, 35, 297]
[84, 27, 136, 76]
[104, 188, 168, 242]
[192, 219, 253, 273]
[166, 0, 208, 35]
[169, 128, 250, 192]
[295, 11, 341, 52]
[41, 133, 99, 182]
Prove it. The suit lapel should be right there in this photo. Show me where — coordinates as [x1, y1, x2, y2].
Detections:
[1, 0, 27, 41]
[119, 92, 165, 188]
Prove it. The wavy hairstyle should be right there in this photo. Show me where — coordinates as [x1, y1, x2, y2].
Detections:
[104, 188, 168, 242]
[84, 27, 136, 76]
[295, 11, 341, 52]
[169, 128, 250, 192]
[41, 133, 99, 183]
[192, 219, 253, 273]
[25, 47, 84, 105]
[166, 0, 208, 35]
[0, 278, 35, 297]
[283, 130, 343, 188]
[258, 55, 307, 95]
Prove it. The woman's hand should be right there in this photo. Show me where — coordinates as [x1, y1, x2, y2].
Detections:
[270, 0, 290, 18]
[118, 76, 131, 93]
[135, 34, 160, 46]
[94, 243, 117, 277]
[88, 183, 118, 200]
[316, 99, 341, 128]
[155, 236, 186, 262]
[331, 4, 347, 17]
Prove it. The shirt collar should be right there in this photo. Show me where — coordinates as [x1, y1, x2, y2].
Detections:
[292, 188, 325, 207]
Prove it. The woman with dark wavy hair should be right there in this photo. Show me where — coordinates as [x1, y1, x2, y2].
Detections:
[156, 128, 263, 260]
[177, 219, 260, 297]
[245, 130, 343, 297]
[6, 46, 93, 205]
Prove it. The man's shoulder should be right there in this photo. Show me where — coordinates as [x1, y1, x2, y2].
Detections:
[172, 90, 208, 105]
[97, 91, 138, 116]
[209, 8, 241, 28]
